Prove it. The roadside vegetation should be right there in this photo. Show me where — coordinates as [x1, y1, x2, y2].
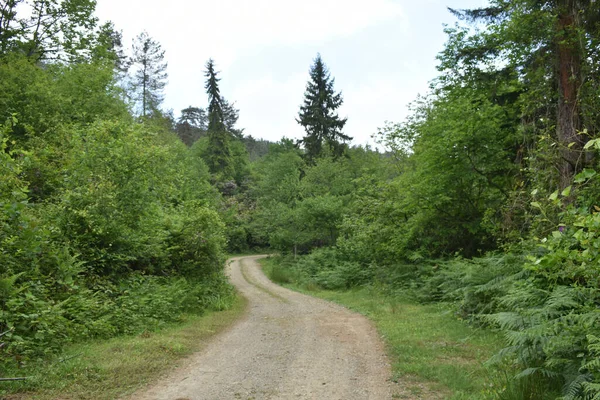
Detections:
[262, 255, 552, 399]
[3, 296, 245, 400]
[0, 1, 247, 397]
[245, 3, 600, 400]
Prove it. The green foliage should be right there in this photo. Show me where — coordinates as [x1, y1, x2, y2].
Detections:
[0, 55, 129, 139]
[166, 201, 226, 278]
[0, 57, 231, 373]
[0, 0, 99, 62]
[265, 250, 372, 290]
[1, 273, 234, 366]
[297, 53, 350, 162]
[203, 59, 243, 183]
[130, 31, 168, 118]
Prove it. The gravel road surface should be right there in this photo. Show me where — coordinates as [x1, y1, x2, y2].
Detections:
[130, 255, 395, 400]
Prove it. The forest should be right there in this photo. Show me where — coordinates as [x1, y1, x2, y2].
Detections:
[1, 0, 600, 399]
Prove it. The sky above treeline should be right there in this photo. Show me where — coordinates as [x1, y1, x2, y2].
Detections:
[95, 0, 488, 146]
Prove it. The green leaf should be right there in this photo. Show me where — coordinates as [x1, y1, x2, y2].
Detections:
[549, 190, 559, 201]
[561, 186, 571, 197]
[574, 169, 597, 183]
[584, 138, 600, 150]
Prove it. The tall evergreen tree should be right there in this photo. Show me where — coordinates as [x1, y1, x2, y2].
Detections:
[297, 54, 350, 162]
[204, 58, 233, 178]
[130, 31, 168, 118]
[205, 59, 224, 132]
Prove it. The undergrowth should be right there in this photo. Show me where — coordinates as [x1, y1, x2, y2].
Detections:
[262, 253, 570, 399]
[1, 294, 245, 400]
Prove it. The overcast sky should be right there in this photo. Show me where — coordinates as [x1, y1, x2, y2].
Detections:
[95, 0, 487, 146]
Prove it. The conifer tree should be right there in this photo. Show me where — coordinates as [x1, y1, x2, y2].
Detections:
[297, 54, 350, 162]
[93, 22, 130, 75]
[204, 59, 233, 178]
[130, 31, 168, 118]
[176, 106, 207, 146]
[222, 98, 243, 139]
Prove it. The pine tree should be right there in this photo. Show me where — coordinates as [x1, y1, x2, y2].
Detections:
[204, 59, 233, 178]
[297, 54, 350, 162]
[176, 106, 207, 146]
[130, 31, 168, 118]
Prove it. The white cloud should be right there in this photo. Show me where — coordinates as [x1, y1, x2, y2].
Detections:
[93, 0, 485, 147]
[96, 0, 405, 69]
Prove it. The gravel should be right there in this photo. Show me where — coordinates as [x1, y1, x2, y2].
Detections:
[130, 255, 397, 400]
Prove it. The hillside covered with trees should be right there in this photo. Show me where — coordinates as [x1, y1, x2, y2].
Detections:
[2, 0, 600, 399]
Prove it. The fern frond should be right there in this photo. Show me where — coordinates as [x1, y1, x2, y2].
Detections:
[545, 286, 581, 312]
[582, 381, 600, 400]
[486, 311, 529, 330]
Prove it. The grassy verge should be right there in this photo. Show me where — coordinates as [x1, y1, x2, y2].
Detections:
[261, 256, 507, 400]
[2, 295, 247, 400]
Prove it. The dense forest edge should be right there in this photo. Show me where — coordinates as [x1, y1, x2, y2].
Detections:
[2, 1, 600, 399]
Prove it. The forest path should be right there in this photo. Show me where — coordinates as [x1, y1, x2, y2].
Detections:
[129, 255, 397, 400]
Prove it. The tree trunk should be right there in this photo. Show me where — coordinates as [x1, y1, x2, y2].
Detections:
[556, 0, 584, 190]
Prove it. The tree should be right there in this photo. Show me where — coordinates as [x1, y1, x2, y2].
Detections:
[297, 54, 350, 162]
[130, 31, 168, 118]
[222, 98, 243, 139]
[0, 0, 98, 61]
[205, 59, 224, 132]
[176, 106, 207, 146]
[0, 0, 22, 56]
[92, 22, 130, 75]
[446, 1, 600, 190]
[204, 58, 233, 178]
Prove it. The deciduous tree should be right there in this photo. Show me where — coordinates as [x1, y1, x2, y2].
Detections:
[0, 0, 98, 61]
[447, 0, 600, 190]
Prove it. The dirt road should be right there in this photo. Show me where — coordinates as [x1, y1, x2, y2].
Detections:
[131, 255, 395, 400]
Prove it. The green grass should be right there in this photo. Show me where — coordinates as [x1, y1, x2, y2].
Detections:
[305, 288, 505, 399]
[261, 256, 507, 399]
[2, 295, 247, 400]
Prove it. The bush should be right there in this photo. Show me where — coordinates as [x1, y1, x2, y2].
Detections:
[266, 248, 373, 290]
[0, 118, 231, 370]
[1, 273, 234, 369]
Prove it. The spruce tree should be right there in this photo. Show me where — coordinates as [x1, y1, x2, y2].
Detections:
[297, 54, 350, 162]
[204, 59, 233, 178]
[130, 31, 168, 118]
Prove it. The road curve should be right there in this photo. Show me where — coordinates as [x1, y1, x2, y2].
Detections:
[130, 255, 394, 400]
